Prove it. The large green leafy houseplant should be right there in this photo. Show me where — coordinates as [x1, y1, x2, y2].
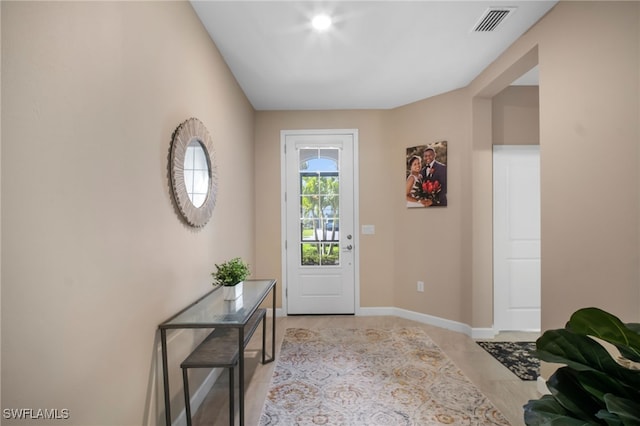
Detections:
[524, 307, 640, 425]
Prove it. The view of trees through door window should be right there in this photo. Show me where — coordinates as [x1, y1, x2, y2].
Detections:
[299, 148, 340, 266]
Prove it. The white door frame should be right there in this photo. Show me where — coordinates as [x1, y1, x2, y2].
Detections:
[280, 129, 360, 315]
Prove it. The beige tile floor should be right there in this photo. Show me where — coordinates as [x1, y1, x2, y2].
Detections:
[191, 315, 541, 426]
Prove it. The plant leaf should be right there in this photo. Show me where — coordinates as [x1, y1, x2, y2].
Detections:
[546, 367, 603, 421]
[603, 394, 640, 426]
[619, 323, 640, 360]
[523, 395, 599, 425]
[595, 409, 624, 426]
[536, 329, 618, 372]
[535, 329, 640, 389]
[568, 308, 640, 362]
[625, 323, 640, 335]
[571, 369, 640, 404]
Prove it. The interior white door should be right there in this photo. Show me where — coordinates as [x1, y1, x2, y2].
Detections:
[493, 145, 541, 331]
[283, 130, 357, 314]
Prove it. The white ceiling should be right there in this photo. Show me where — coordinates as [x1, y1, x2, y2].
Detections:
[191, 1, 556, 110]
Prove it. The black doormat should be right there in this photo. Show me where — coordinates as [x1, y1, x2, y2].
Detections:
[476, 341, 539, 381]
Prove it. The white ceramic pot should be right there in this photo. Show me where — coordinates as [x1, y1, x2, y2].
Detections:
[223, 297, 244, 313]
[223, 281, 243, 300]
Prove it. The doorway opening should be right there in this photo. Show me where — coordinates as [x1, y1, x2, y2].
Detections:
[491, 67, 541, 332]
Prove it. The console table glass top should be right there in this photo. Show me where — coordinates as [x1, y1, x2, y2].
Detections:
[160, 279, 275, 328]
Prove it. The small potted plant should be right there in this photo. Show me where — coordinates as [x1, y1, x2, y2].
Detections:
[212, 257, 250, 300]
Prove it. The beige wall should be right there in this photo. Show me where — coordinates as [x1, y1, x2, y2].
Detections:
[2, 2, 254, 425]
[0, 1, 3, 412]
[539, 1, 639, 324]
[492, 86, 540, 146]
[387, 89, 472, 323]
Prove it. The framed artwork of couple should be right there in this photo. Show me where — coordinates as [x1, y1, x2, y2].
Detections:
[405, 141, 448, 208]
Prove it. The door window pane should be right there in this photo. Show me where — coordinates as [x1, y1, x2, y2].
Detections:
[300, 243, 340, 266]
[298, 148, 340, 266]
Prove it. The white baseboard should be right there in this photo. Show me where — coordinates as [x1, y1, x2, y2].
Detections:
[358, 306, 497, 338]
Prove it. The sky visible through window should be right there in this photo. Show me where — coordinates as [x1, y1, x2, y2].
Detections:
[303, 158, 337, 172]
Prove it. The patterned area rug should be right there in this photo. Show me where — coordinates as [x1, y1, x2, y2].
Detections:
[476, 341, 539, 381]
[259, 327, 510, 425]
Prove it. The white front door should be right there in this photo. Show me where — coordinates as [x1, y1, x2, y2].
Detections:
[282, 130, 358, 314]
[493, 145, 541, 331]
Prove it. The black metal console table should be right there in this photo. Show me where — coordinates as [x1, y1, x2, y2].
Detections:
[159, 279, 276, 426]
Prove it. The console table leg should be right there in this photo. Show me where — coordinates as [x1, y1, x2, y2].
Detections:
[272, 283, 276, 361]
[229, 366, 234, 426]
[183, 368, 192, 426]
[161, 329, 171, 426]
[238, 327, 245, 426]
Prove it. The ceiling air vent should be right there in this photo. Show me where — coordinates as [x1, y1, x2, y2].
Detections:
[473, 7, 516, 32]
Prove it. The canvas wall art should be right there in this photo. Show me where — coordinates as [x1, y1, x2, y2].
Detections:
[405, 141, 447, 208]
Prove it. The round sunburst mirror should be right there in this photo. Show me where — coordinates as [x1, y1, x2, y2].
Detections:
[169, 118, 217, 227]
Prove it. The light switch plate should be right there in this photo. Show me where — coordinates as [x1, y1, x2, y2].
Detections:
[361, 225, 375, 235]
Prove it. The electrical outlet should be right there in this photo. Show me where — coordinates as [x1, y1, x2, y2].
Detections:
[417, 281, 424, 292]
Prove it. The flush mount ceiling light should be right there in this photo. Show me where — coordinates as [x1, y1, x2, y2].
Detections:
[311, 14, 332, 31]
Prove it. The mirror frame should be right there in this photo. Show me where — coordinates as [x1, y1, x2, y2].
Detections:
[169, 117, 217, 227]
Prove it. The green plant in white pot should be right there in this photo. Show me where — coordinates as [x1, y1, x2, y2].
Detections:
[212, 257, 250, 300]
